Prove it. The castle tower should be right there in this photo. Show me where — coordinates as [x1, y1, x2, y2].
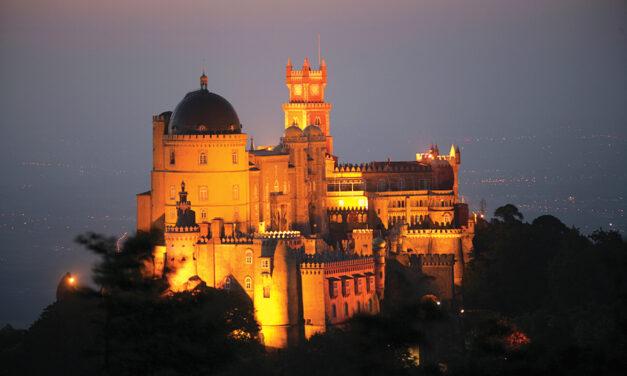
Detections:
[164, 181, 200, 291]
[254, 240, 300, 348]
[283, 57, 334, 153]
[373, 237, 387, 300]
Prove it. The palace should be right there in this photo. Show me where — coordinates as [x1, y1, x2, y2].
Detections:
[136, 58, 474, 348]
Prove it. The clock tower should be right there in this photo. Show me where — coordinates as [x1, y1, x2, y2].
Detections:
[283, 57, 334, 153]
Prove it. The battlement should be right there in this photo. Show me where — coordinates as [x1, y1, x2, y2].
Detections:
[220, 234, 255, 244]
[333, 161, 430, 173]
[417, 253, 455, 266]
[165, 225, 200, 233]
[404, 228, 464, 238]
[256, 230, 302, 239]
[299, 254, 374, 272]
[282, 102, 331, 109]
[163, 133, 247, 141]
[352, 229, 373, 235]
[327, 206, 368, 213]
[288, 69, 325, 77]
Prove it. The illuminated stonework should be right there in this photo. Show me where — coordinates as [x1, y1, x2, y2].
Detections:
[136, 59, 474, 348]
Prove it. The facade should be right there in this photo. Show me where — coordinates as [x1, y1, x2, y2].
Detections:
[136, 59, 474, 348]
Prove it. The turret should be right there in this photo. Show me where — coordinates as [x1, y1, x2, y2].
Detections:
[373, 237, 387, 300]
[164, 181, 200, 291]
[254, 240, 300, 348]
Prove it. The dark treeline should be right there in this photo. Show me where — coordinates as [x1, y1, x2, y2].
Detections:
[0, 204, 625, 375]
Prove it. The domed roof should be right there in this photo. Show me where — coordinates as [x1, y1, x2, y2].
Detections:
[168, 76, 241, 135]
[303, 124, 323, 137]
[284, 125, 304, 138]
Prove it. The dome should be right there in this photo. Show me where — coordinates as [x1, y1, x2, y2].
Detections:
[284, 125, 304, 138]
[303, 124, 323, 138]
[168, 78, 241, 135]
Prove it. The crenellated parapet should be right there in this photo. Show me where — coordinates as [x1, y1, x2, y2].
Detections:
[333, 161, 430, 173]
[220, 234, 255, 244]
[327, 206, 368, 213]
[417, 253, 455, 266]
[166, 225, 200, 233]
[404, 228, 464, 238]
[256, 230, 302, 239]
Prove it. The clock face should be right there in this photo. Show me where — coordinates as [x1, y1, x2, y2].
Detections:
[294, 84, 302, 95]
[310, 84, 319, 95]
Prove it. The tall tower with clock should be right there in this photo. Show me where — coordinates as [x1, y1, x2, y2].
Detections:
[283, 57, 334, 153]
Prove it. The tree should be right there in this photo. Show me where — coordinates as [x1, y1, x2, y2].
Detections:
[493, 204, 523, 224]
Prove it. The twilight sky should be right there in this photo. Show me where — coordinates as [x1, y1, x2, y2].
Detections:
[1, 0, 626, 327]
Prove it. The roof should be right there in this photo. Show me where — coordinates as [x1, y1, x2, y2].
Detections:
[169, 88, 241, 135]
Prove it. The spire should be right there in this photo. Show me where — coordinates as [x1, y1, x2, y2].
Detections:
[303, 57, 310, 69]
[317, 33, 321, 67]
[287, 57, 292, 67]
[176, 180, 196, 227]
[321, 58, 326, 67]
[249, 137, 255, 151]
[200, 72, 208, 90]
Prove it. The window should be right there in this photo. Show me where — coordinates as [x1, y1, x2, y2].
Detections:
[169, 185, 176, 200]
[169, 150, 176, 165]
[199, 152, 207, 165]
[315, 117, 321, 126]
[232, 150, 238, 164]
[232, 185, 239, 200]
[344, 302, 349, 316]
[263, 286, 270, 298]
[224, 277, 231, 290]
[201, 210, 207, 220]
[244, 276, 252, 290]
[262, 259, 270, 269]
[245, 249, 253, 264]
[331, 304, 337, 318]
[199, 186, 208, 201]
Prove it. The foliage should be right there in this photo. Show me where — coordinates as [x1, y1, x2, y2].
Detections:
[463, 206, 627, 375]
[0, 231, 262, 376]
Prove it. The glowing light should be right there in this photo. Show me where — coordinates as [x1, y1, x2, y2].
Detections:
[460, 308, 464, 314]
[436, 301, 441, 306]
[338, 199, 345, 207]
[68, 276, 76, 285]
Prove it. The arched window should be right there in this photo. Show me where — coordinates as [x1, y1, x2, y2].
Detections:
[231, 150, 238, 165]
[331, 304, 337, 318]
[200, 210, 207, 221]
[314, 117, 321, 126]
[224, 276, 232, 290]
[169, 150, 176, 165]
[245, 249, 253, 265]
[199, 152, 207, 165]
[232, 185, 239, 200]
[244, 276, 252, 290]
[199, 186, 208, 201]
